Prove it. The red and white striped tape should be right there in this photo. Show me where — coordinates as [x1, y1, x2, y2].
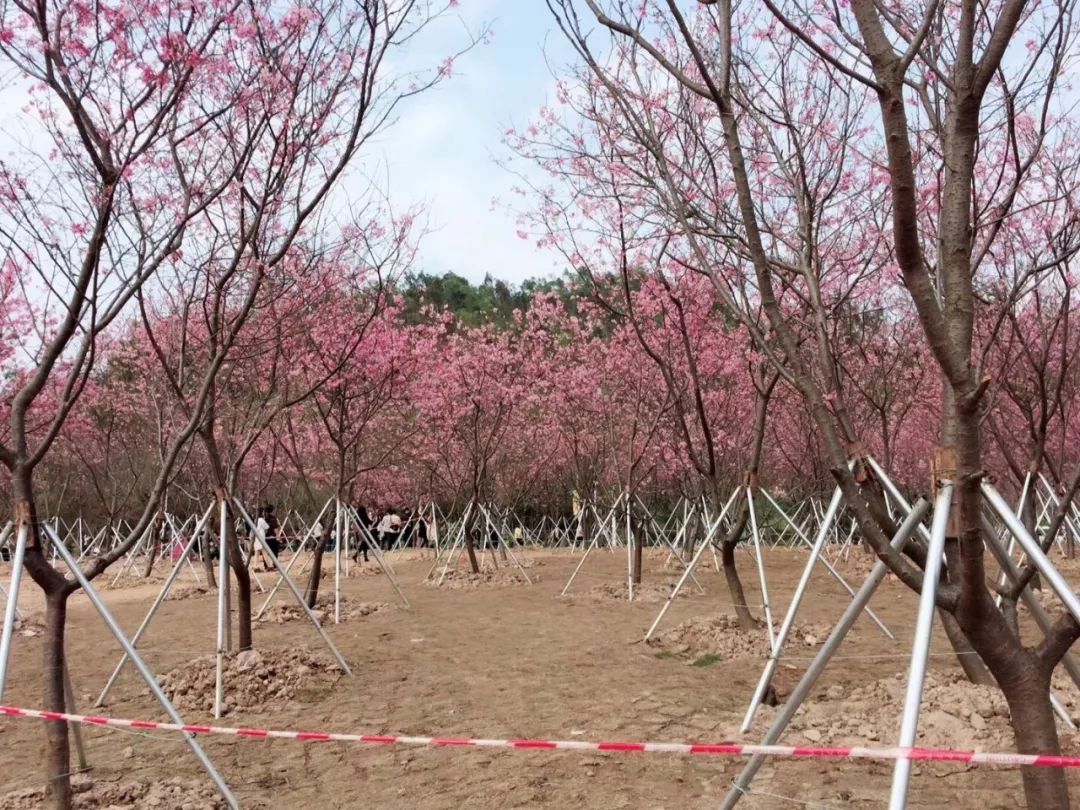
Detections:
[2, 704, 1078, 769]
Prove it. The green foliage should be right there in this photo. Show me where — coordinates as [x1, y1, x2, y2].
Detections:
[396, 271, 585, 328]
[692, 653, 723, 667]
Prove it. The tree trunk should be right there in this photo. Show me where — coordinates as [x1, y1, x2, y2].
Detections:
[12, 470, 75, 810]
[631, 514, 643, 585]
[200, 527, 216, 588]
[222, 511, 252, 651]
[1000, 657, 1068, 808]
[140, 520, 159, 579]
[939, 609, 995, 685]
[720, 502, 756, 630]
[43, 591, 72, 810]
[463, 512, 481, 574]
[305, 526, 332, 608]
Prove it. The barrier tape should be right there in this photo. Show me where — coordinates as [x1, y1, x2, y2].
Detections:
[2, 705, 1078, 768]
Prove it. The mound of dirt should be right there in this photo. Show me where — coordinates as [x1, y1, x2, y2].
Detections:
[167, 583, 211, 601]
[157, 647, 341, 715]
[257, 596, 391, 624]
[345, 562, 389, 578]
[648, 613, 831, 661]
[425, 568, 534, 588]
[764, 670, 1060, 750]
[0, 776, 241, 809]
[572, 581, 674, 603]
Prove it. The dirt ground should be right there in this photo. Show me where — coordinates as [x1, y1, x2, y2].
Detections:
[2, 546, 1080, 809]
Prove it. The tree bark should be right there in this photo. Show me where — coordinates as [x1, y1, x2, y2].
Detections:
[631, 513, 643, 585]
[720, 502, 756, 630]
[305, 525, 332, 608]
[140, 518, 159, 579]
[463, 510, 481, 574]
[200, 526, 216, 588]
[939, 609, 995, 686]
[43, 591, 72, 810]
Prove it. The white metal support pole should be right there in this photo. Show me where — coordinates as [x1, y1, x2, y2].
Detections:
[720, 500, 930, 810]
[561, 534, 599, 595]
[343, 501, 351, 578]
[982, 482, 1080, 627]
[96, 504, 216, 706]
[994, 475, 1033, 607]
[431, 502, 440, 554]
[626, 494, 634, 601]
[0, 523, 19, 619]
[233, 500, 351, 676]
[1039, 473, 1080, 553]
[644, 500, 731, 641]
[740, 486, 843, 733]
[333, 499, 343, 624]
[760, 488, 893, 639]
[981, 515, 1080, 724]
[480, 505, 532, 584]
[436, 503, 473, 585]
[257, 497, 333, 617]
[45, 524, 239, 810]
[215, 500, 229, 719]
[888, 483, 953, 810]
[0, 522, 29, 699]
[746, 487, 776, 652]
[347, 509, 410, 607]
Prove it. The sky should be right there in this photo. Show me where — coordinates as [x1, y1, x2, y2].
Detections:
[368, 1, 572, 287]
[0, 2, 575, 289]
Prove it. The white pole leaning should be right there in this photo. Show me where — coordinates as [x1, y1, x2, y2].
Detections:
[745, 487, 776, 653]
[96, 504, 215, 707]
[644, 487, 740, 641]
[720, 500, 930, 810]
[45, 523, 239, 810]
[231, 498, 351, 675]
[740, 485, 843, 733]
[982, 482, 1080, 627]
[0, 522, 29, 700]
[888, 483, 953, 810]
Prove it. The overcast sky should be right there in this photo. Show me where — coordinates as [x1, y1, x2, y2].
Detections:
[370, 1, 572, 286]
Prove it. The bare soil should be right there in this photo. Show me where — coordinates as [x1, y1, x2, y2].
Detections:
[256, 597, 392, 625]
[0, 775, 240, 809]
[1, 546, 1080, 809]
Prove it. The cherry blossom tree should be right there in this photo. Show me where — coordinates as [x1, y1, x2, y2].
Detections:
[539, 1, 1080, 805]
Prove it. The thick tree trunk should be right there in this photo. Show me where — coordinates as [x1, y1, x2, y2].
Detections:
[939, 609, 995, 685]
[966, 600, 1069, 809]
[1005, 667, 1070, 808]
[948, 389, 1071, 808]
[13, 470, 74, 810]
[43, 591, 72, 810]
